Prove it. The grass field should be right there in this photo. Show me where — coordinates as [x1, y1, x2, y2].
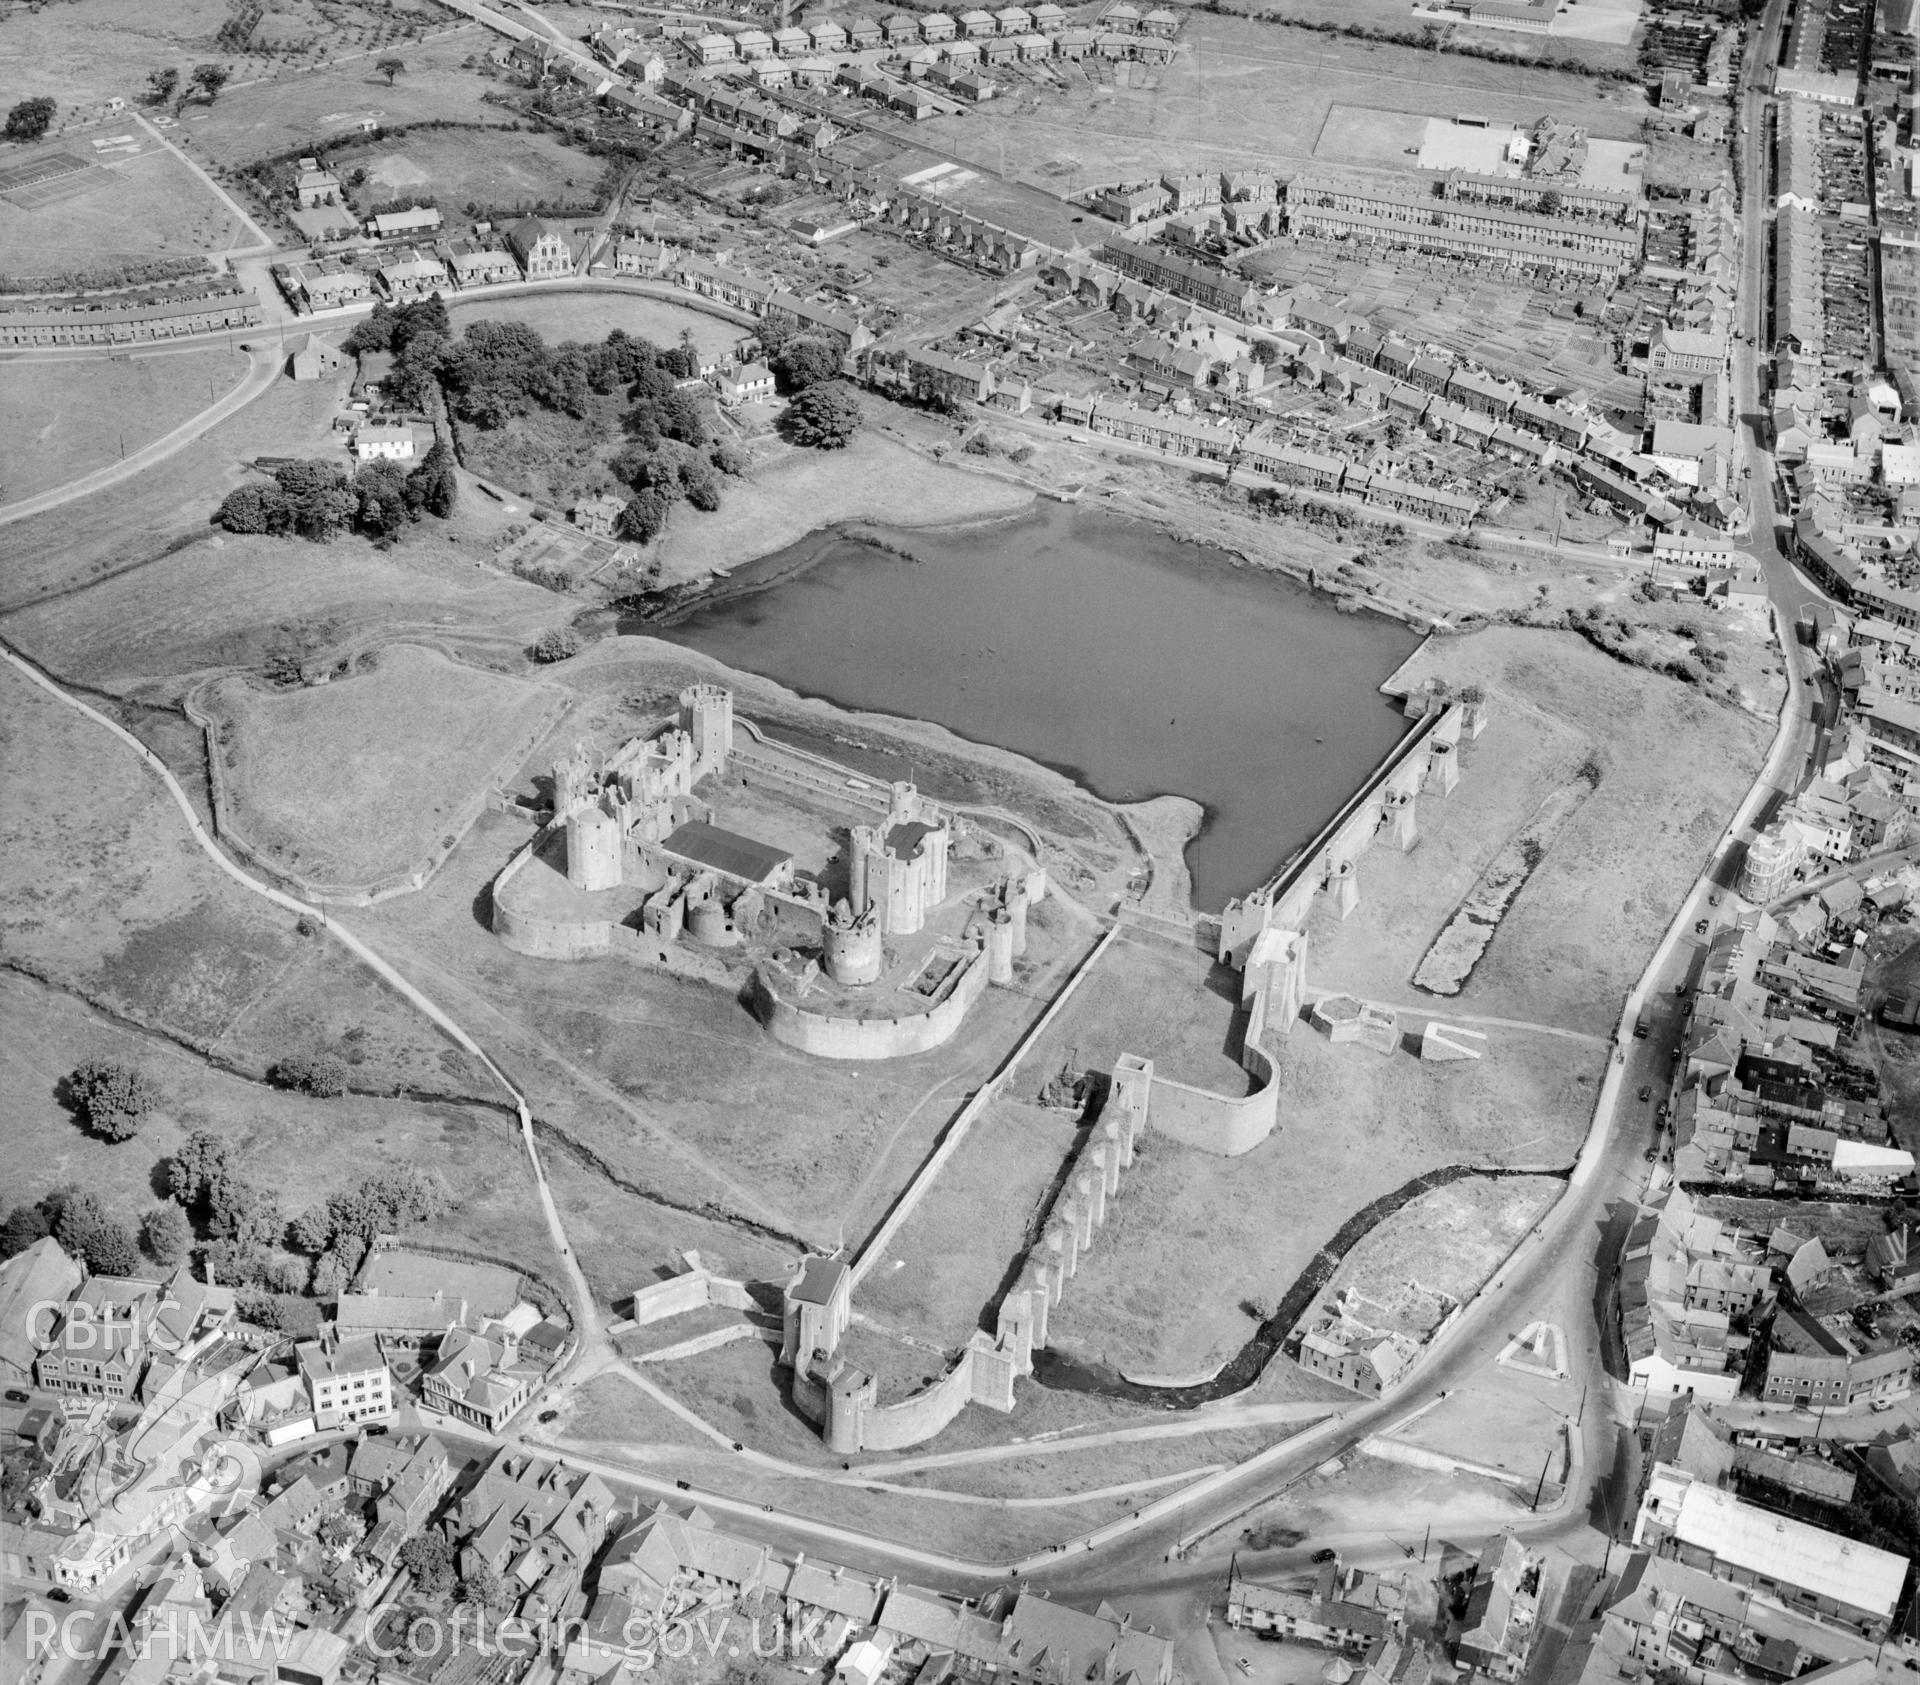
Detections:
[1194, 0, 1640, 72]
[185, 29, 508, 168]
[202, 643, 564, 888]
[856, 1096, 1083, 1348]
[0, 349, 251, 504]
[4, 510, 566, 694]
[0, 0, 237, 109]
[354, 802, 1095, 1243]
[0, 966, 557, 1292]
[449, 292, 742, 364]
[1055, 1021, 1599, 1376]
[911, 12, 1650, 201]
[1307, 627, 1771, 1031]
[0, 139, 255, 280]
[0, 378, 566, 672]
[539, 1148, 793, 1316]
[332, 126, 597, 220]
[653, 431, 1034, 584]
[0, 659, 496, 1096]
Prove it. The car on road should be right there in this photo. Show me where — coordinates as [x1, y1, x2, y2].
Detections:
[538, 1409, 559, 1423]
[1236, 1660, 1253, 1676]
[676, 1479, 691, 1490]
[4, 1389, 27, 1404]
[1639, 1085, 1652, 1102]
[1696, 918, 1710, 934]
[1312, 1548, 1337, 1563]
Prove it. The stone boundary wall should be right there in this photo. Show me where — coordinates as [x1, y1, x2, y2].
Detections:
[629, 1268, 754, 1325]
[490, 819, 737, 984]
[991, 1052, 1153, 1360]
[632, 1322, 777, 1365]
[832, 1330, 1020, 1453]
[1145, 1040, 1278, 1157]
[751, 944, 989, 1059]
[847, 921, 1123, 1291]
[187, 673, 567, 910]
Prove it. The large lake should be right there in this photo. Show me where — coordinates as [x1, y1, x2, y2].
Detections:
[651, 502, 1421, 912]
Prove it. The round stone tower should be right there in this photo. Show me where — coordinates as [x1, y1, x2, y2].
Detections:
[565, 805, 621, 892]
[823, 902, 883, 985]
[986, 907, 1015, 985]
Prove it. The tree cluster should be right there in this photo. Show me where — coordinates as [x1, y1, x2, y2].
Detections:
[5, 99, 57, 143]
[284, 1166, 446, 1298]
[423, 318, 739, 544]
[67, 1059, 158, 1142]
[770, 335, 843, 395]
[269, 1054, 351, 1097]
[215, 442, 456, 543]
[782, 382, 864, 450]
[0, 1189, 141, 1277]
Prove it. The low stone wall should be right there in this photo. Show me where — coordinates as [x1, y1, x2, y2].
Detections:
[490, 824, 735, 984]
[629, 1269, 754, 1325]
[829, 1332, 1019, 1454]
[188, 674, 567, 909]
[1146, 1039, 1278, 1157]
[752, 942, 990, 1060]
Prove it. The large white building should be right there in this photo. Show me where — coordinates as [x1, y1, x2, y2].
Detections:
[1633, 1464, 1908, 1639]
[297, 1334, 394, 1429]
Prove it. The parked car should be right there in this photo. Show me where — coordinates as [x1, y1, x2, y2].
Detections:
[1644, 1147, 1658, 1161]
[1639, 1085, 1652, 1102]
[1311, 1548, 1337, 1563]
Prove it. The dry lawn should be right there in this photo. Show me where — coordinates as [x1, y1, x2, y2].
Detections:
[449, 291, 742, 364]
[857, 1097, 1084, 1347]
[0, 0, 238, 110]
[4, 516, 565, 695]
[0, 967, 553, 1284]
[0, 349, 252, 505]
[185, 29, 508, 168]
[1202, 0, 1638, 70]
[652, 430, 1034, 583]
[910, 11, 1649, 202]
[1306, 626, 1772, 1031]
[202, 643, 564, 888]
[1053, 1023, 1599, 1376]
[0, 141, 253, 279]
[539, 1147, 793, 1316]
[0, 658, 493, 1097]
[0, 378, 353, 611]
[333, 126, 594, 221]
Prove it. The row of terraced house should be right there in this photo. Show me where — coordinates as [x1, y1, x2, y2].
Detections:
[272, 217, 585, 312]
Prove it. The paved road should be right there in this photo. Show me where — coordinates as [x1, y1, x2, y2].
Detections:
[0, 345, 280, 527]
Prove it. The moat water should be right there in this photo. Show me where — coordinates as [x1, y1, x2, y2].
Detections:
[646, 501, 1421, 913]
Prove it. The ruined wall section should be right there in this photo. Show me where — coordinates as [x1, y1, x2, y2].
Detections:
[751, 943, 991, 1060]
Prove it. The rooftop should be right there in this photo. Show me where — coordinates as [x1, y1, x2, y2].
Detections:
[1672, 1479, 1905, 1617]
[662, 821, 793, 884]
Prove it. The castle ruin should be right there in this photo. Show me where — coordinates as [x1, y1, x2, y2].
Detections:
[491, 685, 1052, 1061]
